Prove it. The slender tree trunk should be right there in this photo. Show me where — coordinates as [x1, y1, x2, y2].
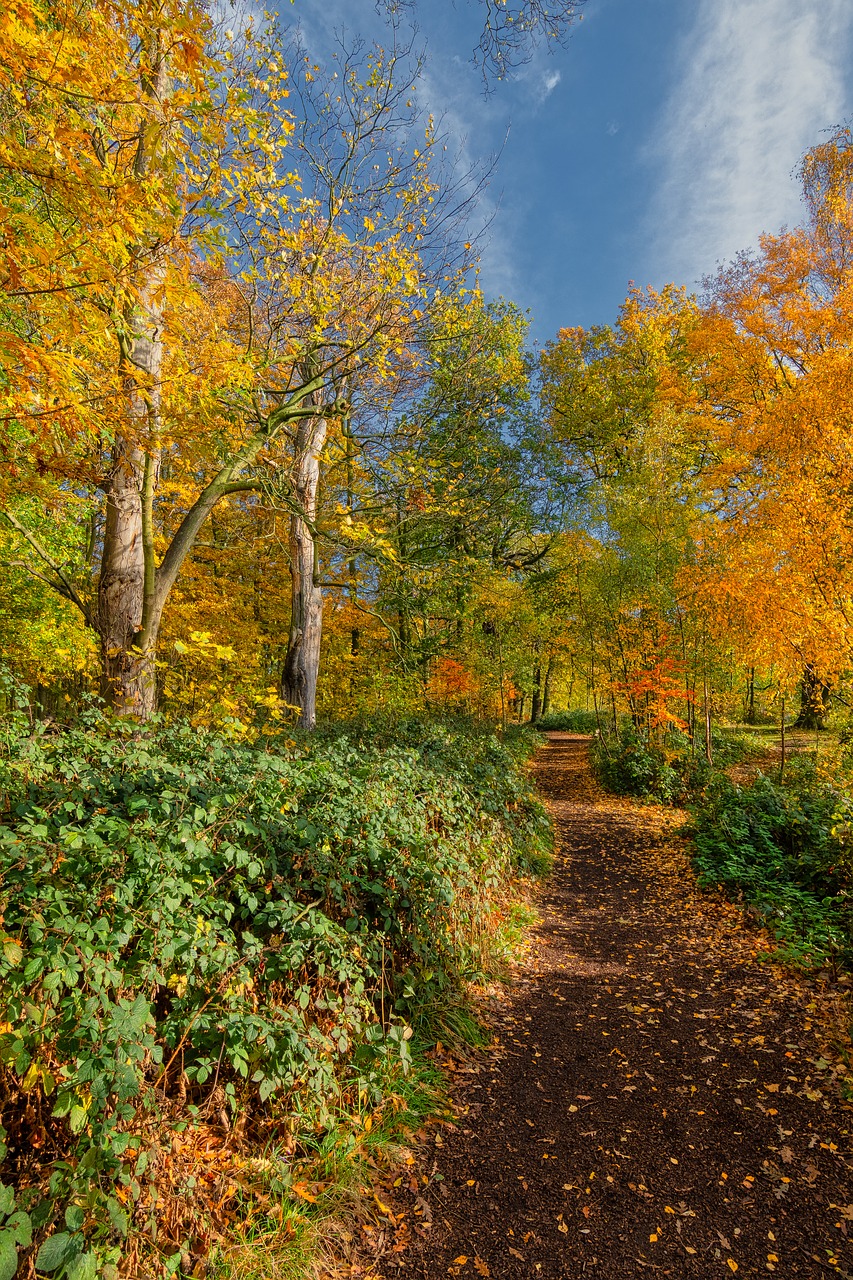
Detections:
[541, 655, 554, 718]
[345, 421, 360, 693]
[745, 666, 756, 725]
[703, 674, 713, 765]
[530, 662, 542, 723]
[282, 407, 327, 730]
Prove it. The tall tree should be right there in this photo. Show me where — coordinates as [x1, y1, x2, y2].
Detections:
[0, 7, 469, 724]
[686, 128, 853, 709]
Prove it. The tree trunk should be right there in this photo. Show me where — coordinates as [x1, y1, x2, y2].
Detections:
[744, 666, 756, 724]
[98, 445, 157, 715]
[95, 28, 167, 718]
[98, 255, 164, 716]
[793, 664, 831, 729]
[282, 408, 327, 729]
[530, 663, 542, 723]
[541, 655, 554, 717]
[703, 674, 713, 765]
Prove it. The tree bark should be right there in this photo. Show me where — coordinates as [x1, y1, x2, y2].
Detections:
[98, 442, 158, 716]
[282, 408, 328, 729]
[541, 654, 554, 718]
[793, 664, 831, 729]
[703, 674, 713, 765]
[96, 27, 167, 717]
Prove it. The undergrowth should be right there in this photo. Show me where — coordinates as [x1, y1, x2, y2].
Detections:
[0, 698, 550, 1279]
[589, 726, 762, 805]
[690, 757, 853, 973]
[533, 709, 601, 733]
[589, 721, 853, 974]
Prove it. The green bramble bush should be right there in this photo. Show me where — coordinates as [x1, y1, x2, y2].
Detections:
[690, 760, 853, 970]
[0, 701, 550, 1277]
[533, 709, 600, 733]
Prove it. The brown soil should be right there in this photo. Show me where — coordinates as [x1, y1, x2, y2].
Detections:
[371, 733, 853, 1280]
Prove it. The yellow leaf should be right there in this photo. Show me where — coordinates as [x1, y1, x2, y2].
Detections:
[21, 1062, 40, 1092]
[452, 1258, 468, 1267]
[727, 1262, 738, 1273]
[374, 1195, 394, 1219]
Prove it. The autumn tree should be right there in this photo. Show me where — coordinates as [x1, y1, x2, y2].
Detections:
[686, 128, 853, 726]
[0, 0, 289, 714]
[0, 4, 477, 726]
[539, 287, 713, 731]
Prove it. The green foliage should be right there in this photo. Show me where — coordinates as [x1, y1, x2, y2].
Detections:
[690, 760, 853, 970]
[590, 728, 710, 804]
[0, 1131, 32, 1280]
[533, 709, 600, 732]
[0, 710, 549, 1273]
[590, 726, 763, 805]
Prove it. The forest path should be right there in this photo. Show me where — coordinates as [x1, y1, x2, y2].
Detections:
[386, 733, 853, 1280]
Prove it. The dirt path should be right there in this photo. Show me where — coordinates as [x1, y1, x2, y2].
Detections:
[388, 734, 853, 1279]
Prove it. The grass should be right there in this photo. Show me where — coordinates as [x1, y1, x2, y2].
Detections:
[208, 1040, 449, 1279]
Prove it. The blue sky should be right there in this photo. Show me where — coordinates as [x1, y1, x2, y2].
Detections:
[286, 0, 853, 344]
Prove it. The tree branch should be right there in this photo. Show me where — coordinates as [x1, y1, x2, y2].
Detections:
[0, 510, 94, 626]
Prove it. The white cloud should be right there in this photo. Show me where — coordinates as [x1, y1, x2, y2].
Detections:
[541, 69, 562, 99]
[646, 0, 853, 288]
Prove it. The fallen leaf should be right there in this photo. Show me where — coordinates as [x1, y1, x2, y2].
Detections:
[452, 1258, 468, 1267]
[374, 1195, 395, 1219]
[291, 1182, 317, 1203]
[474, 1259, 490, 1278]
[727, 1261, 738, 1273]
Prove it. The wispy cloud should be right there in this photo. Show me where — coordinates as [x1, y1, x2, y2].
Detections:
[539, 69, 561, 101]
[646, 0, 853, 288]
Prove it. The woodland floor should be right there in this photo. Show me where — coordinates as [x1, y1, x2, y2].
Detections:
[360, 733, 853, 1280]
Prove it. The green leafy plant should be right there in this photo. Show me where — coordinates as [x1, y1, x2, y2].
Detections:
[533, 709, 601, 733]
[690, 761, 853, 970]
[0, 712, 550, 1274]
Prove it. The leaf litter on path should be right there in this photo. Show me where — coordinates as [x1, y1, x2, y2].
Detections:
[358, 735, 853, 1279]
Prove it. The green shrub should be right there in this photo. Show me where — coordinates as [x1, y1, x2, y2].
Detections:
[0, 712, 550, 1276]
[690, 760, 853, 969]
[590, 724, 765, 806]
[590, 728, 712, 804]
[534, 709, 600, 733]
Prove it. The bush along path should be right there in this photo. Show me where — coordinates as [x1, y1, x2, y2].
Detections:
[371, 733, 853, 1280]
